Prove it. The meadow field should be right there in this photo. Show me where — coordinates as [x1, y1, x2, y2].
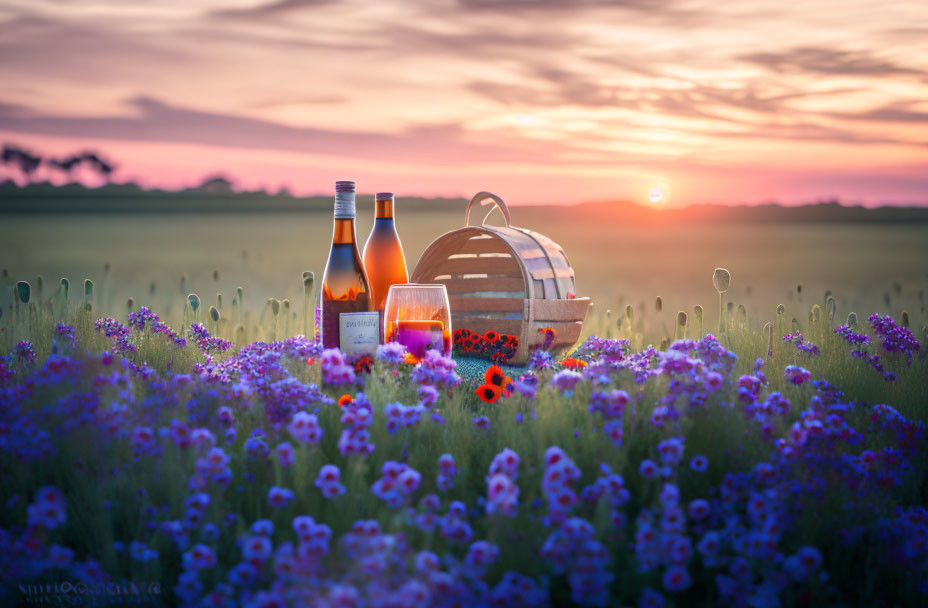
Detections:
[1, 203, 927, 607]
[3, 203, 927, 341]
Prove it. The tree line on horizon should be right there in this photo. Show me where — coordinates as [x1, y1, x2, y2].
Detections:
[1, 143, 115, 185]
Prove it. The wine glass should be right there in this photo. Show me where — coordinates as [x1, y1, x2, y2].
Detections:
[384, 284, 452, 361]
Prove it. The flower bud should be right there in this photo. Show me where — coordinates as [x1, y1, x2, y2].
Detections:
[713, 268, 731, 293]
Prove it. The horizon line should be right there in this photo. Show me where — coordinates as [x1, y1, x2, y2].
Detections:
[3, 177, 927, 211]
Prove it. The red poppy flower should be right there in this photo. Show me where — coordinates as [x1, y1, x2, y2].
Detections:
[476, 383, 502, 404]
[562, 357, 587, 369]
[567, 292, 576, 299]
[485, 365, 506, 387]
[338, 394, 353, 407]
[355, 356, 373, 374]
[453, 329, 464, 343]
[304, 357, 315, 366]
[484, 330, 501, 344]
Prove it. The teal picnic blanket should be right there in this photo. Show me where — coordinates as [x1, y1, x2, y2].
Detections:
[454, 356, 527, 385]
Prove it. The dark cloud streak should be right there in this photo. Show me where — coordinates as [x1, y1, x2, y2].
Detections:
[740, 46, 924, 77]
[0, 96, 552, 164]
[829, 104, 928, 124]
[210, 0, 334, 19]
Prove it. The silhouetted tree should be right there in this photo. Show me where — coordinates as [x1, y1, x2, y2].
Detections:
[47, 151, 116, 183]
[82, 152, 115, 182]
[48, 155, 81, 182]
[1, 144, 42, 183]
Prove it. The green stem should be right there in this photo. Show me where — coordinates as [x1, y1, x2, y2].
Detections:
[718, 292, 724, 335]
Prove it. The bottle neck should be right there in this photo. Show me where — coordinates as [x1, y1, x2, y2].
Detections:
[375, 199, 394, 219]
[332, 218, 357, 244]
[334, 188, 356, 219]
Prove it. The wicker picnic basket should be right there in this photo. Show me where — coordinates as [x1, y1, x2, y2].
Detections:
[410, 191, 590, 364]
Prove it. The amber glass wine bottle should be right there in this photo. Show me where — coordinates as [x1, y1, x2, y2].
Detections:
[362, 192, 409, 333]
[321, 181, 376, 353]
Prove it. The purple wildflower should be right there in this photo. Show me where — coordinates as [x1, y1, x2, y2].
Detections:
[784, 365, 812, 385]
[375, 341, 407, 365]
[268, 486, 295, 508]
[552, 369, 583, 395]
[187, 323, 233, 353]
[15, 341, 36, 364]
[868, 313, 920, 364]
[689, 455, 708, 473]
[315, 464, 346, 499]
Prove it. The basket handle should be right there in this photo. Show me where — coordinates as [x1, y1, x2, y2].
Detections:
[464, 191, 512, 228]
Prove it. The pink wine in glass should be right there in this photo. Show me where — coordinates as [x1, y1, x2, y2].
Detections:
[386, 320, 451, 361]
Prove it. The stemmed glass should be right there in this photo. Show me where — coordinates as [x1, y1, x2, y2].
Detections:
[384, 284, 452, 362]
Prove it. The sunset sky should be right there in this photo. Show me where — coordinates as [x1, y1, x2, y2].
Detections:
[1, 0, 926, 206]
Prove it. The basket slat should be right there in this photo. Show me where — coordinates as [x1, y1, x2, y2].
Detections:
[442, 276, 526, 294]
[533, 297, 591, 322]
[430, 257, 522, 277]
[452, 297, 525, 312]
[455, 237, 545, 258]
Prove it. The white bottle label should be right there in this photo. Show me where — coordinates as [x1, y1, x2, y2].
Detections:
[339, 312, 380, 355]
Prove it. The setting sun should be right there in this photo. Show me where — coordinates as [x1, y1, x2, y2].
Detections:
[647, 181, 671, 206]
[649, 186, 665, 204]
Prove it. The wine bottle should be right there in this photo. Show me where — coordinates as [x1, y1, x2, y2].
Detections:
[321, 181, 377, 354]
[362, 192, 409, 337]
